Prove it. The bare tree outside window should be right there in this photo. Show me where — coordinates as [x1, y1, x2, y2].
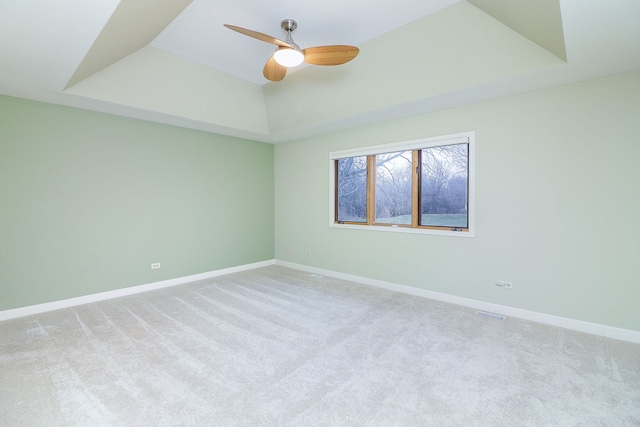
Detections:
[421, 143, 468, 228]
[375, 151, 412, 224]
[336, 156, 367, 222]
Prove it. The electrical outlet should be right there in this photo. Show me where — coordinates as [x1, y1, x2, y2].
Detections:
[151, 263, 161, 269]
[287, 247, 291, 254]
[305, 250, 311, 256]
[495, 281, 512, 289]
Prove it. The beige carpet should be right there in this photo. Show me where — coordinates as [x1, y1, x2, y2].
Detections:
[1, 265, 639, 426]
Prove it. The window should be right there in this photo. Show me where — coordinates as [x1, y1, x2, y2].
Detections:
[330, 132, 474, 237]
[336, 156, 367, 223]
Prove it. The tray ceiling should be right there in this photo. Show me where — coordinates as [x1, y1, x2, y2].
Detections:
[1, 0, 639, 142]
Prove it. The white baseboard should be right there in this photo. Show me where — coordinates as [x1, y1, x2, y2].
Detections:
[275, 260, 640, 345]
[4, 258, 638, 344]
[0, 260, 275, 322]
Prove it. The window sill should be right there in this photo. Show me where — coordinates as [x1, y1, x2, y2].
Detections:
[329, 222, 474, 238]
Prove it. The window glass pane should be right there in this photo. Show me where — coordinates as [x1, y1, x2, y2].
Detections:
[421, 144, 468, 228]
[375, 151, 412, 224]
[336, 156, 367, 222]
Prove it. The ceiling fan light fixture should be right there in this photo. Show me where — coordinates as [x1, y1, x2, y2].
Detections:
[273, 47, 304, 67]
[224, 19, 359, 81]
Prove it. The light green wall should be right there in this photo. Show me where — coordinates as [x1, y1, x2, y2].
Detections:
[0, 95, 274, 311]
[3, 71, 640, 332]
[274, 70, 640, 332]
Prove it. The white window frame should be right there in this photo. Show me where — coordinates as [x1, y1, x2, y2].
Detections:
[329, 131, 475, 238]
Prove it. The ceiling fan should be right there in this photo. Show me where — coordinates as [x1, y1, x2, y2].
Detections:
[224, 19, 359, 82]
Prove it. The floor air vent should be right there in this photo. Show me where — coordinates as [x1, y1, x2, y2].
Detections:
[476, 311, 507, 321]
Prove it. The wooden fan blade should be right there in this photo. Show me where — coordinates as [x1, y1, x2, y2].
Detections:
[224, 24, 293, 48]
[303, 45, 359, 66]
[263, 55, 287, 81]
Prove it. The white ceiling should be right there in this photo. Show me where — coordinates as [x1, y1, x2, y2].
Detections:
[1, 0, 639, 143]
